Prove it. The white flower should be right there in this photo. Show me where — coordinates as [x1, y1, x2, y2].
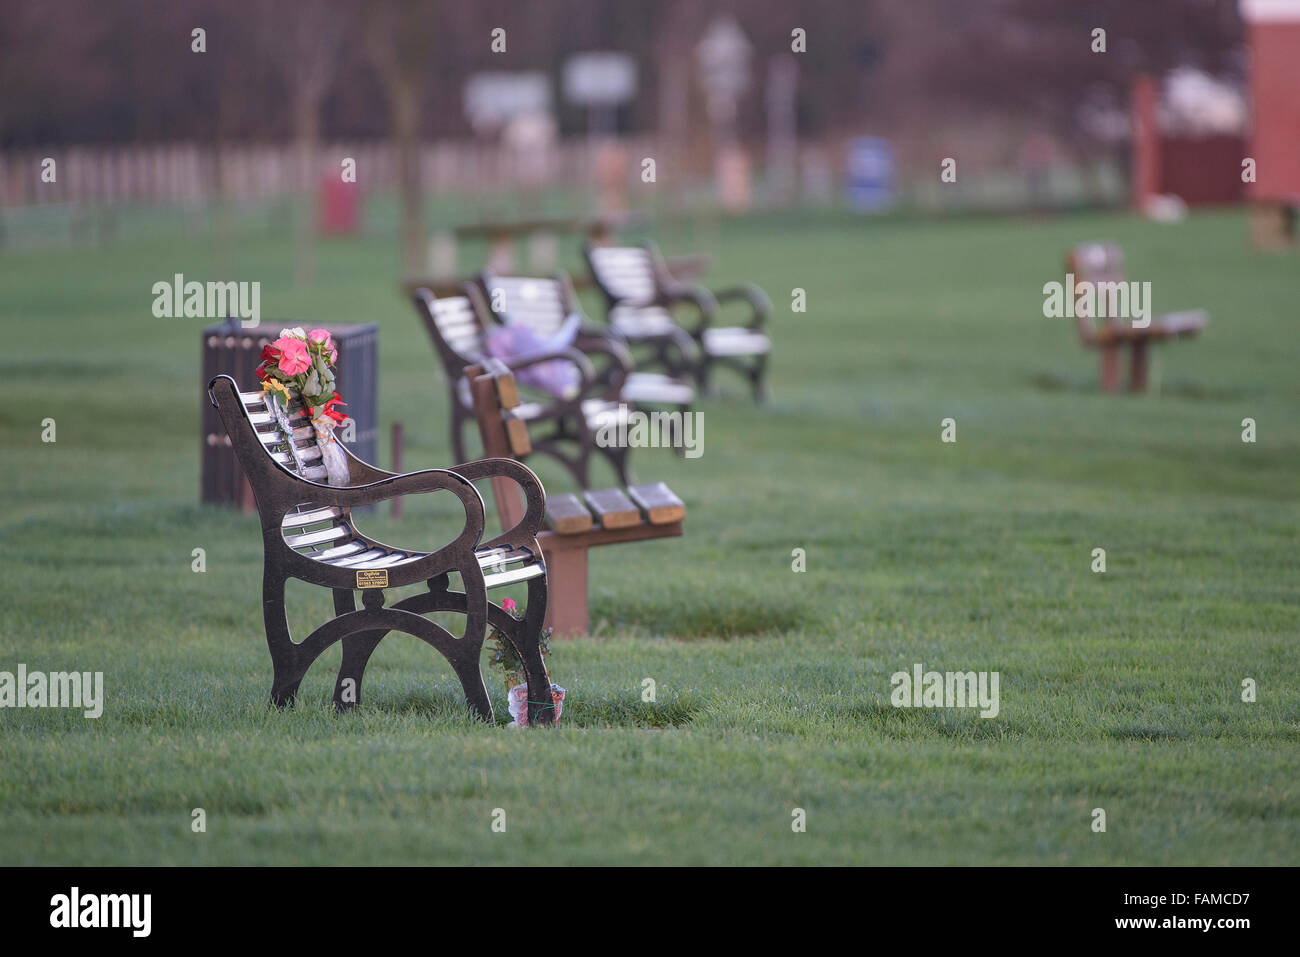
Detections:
[279, 326, 307, 340]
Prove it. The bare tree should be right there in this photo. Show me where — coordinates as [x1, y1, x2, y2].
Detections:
[365, 0, 439, 275]
[255, 0, 350, 286]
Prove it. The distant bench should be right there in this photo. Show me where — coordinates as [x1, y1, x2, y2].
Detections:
[466, 360, 685, 636]
[402, 253, 710, 301]
[1066, 242, 1208, 393]
[399, 210, 709, 299]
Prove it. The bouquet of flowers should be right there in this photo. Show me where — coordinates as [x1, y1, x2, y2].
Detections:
[489, 598, 564, 727]
[256, 327, 350, 486]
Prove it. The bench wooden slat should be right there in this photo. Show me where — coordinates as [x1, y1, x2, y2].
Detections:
[282, 506, 343, 528]
[285, 524, 351, 549]
[502, 411, 531, 456]
[476, 545, 537, 569]
[314, 540, 367, 560]
[545, 493, 594, 534]
[351, 551, 414, 569]
[627, 482, 685, 525]
[328, 547, 388, 567]
[583, 487, 641, 530]
[493, 370, 520, 409]
[621, 373, 696, 406]
[1157, 309, 1209, 335]
[483, 563, 547, 588]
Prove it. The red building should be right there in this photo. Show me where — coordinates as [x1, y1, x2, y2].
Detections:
[1241, 0, 1300, 243]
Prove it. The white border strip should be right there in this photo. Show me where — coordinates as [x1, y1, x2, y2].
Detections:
[1241, 0, 1300, 23]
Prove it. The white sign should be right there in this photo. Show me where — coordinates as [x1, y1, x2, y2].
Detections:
[464, 72, 552, 132]
[696, 17, 752, 126]
[563, 53, 637, 106]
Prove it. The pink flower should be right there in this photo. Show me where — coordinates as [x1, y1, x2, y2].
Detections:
[309, 329, 338, 363]
[501, 598, 517, 613]
[272, 336, 311, 376]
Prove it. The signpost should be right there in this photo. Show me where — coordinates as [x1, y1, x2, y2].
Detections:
[563, 52, 637, 137]
[463, 72, 551, 134]
[563, 52, 638, 216]
[696, 17, 753, 210]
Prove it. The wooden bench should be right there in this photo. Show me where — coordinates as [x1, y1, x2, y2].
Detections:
[1066, 243, 1208, 393]
[466, 361, 685, 636]
[412, 284, 643, 488]
[207, 374, 557, 725]
[584, 239, 772, 400]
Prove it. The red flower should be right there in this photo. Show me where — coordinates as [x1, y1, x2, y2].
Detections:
[260, 345, 281, 362]
[321, 392, 348, 424]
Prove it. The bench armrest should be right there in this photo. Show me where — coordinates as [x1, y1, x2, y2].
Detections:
[711, 283, 771, 331]
[658, 282, 719, 337]
[298, 467, 482, 515]
[289, 468, 488, 583]
[571, 334, 633, 400]
[503, 346, 598, 388]
[449, 457, 547, 550]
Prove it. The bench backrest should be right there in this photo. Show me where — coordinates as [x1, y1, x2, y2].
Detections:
[477, 272, 582, 337]
[585, 243, 661, 306]
[464, 360, 534, 532]
[1065, 242, 1127, 345]
[413, 287, 489, 374]
[208, 375, 362, 563]
[236, 387, 332, 483]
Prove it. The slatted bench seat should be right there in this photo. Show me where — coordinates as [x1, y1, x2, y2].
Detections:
[584, 240, 772, 400]
[542, 483, 685, 535]
[466, 360, 686, 636]
[207, 375, 557, 725]
[474, 271, 698, 430]
[1066, 243, 1208, 393]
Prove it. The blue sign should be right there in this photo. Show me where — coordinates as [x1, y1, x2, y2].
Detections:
[846, 137, 895, 212]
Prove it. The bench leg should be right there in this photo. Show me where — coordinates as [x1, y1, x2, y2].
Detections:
[750, 353, 769, 403]
[446, 646, 494, 722]
[697, 355, 716, 397]
[330, 589, 379, 712]
[1098, 345, 1122, 394]
[1128, 339, 1150, 392]
[451, 403, 472, 464]
[518, 574, 555, 726]
[543, 545, 589, 637]
[263, 575, 306, 707]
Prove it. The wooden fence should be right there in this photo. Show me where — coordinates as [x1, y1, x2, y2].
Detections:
[0, 137, 658, 208]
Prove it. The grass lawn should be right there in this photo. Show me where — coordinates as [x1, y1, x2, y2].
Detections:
[0, 204, 1296, 865]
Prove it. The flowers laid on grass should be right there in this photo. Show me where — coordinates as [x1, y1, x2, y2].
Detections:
[255, 327, 350, 486]
[489, 597, 565, 727]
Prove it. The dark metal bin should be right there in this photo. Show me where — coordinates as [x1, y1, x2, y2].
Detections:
[201, 320, 378, 510]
